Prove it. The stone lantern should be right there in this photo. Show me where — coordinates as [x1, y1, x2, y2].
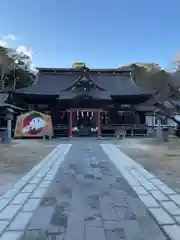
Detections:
[154, 109, 168, 141]
[5, 108, 14, 140]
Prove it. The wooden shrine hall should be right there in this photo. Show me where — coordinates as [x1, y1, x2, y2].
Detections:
[6, 62, 154, 138]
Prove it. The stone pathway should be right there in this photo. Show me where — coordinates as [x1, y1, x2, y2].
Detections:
[0, 144, 71, 240]
[22, 142, 166, 240]
[2, 141, 180, 239]
[102, 143, 180, 240]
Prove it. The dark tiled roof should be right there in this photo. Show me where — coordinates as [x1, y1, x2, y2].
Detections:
[14, 72, 77, 95]
[12, 70, 152, 98]
[93, 73, 152, 96]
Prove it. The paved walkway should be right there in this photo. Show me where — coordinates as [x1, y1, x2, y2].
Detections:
[0, 141, 180, 239]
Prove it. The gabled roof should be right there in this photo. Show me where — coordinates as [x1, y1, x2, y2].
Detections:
[58, 74, 111, 100]
[9, 68, 153, 99]
[59, 74, 106, 92]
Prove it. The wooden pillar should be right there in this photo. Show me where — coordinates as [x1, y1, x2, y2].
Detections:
[69, 110, 72, 137]
[98, 110, 101, 137]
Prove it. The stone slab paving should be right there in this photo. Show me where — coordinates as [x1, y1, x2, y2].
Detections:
[21, 141, 166, 240]
[0, 144, 71, 239]
[102, 143, 180, 240]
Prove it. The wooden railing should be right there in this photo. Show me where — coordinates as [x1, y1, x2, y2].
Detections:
[101, 124, 148, 137]
[101, 124, 148, 130]
[52, 123, 149, 137]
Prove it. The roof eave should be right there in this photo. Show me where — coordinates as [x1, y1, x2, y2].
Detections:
[0, 104, 24, 111]
[36, 67, 132, 73]
[12, 91, 58, 97]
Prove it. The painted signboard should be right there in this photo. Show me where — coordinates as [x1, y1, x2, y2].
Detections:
[14, 111, 53, 138]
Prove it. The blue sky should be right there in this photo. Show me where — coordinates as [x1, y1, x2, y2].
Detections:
[0, 0, 180, 69]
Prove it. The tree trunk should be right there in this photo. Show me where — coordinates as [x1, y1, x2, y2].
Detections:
[13, 67, 16, 89]
[0, 66, 4, 90]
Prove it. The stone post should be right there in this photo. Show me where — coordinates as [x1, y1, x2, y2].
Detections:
[7, 120, 12, 139]
[156, 119, 163, 141]
[5, 108, 14, 142]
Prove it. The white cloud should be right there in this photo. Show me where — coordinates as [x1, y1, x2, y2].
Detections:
[16, 45, 33, 60]
[0, 34, 16, 47]
[0, 39, 6, 47]
[0, 34, 34, 70]
[3, 34, 16, 41]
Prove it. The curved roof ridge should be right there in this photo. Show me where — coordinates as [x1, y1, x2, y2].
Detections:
[59, 73, 107, 92]
[128, 74, 154, 95]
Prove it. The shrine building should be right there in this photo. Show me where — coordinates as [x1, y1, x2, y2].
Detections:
[6, 62, 171, 138]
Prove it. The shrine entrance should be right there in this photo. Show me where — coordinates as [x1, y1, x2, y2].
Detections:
[68, 109, 101, 137]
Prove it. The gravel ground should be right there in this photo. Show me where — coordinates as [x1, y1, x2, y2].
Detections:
[0, 139, 58, 196]
[117, 137, 180, 193]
